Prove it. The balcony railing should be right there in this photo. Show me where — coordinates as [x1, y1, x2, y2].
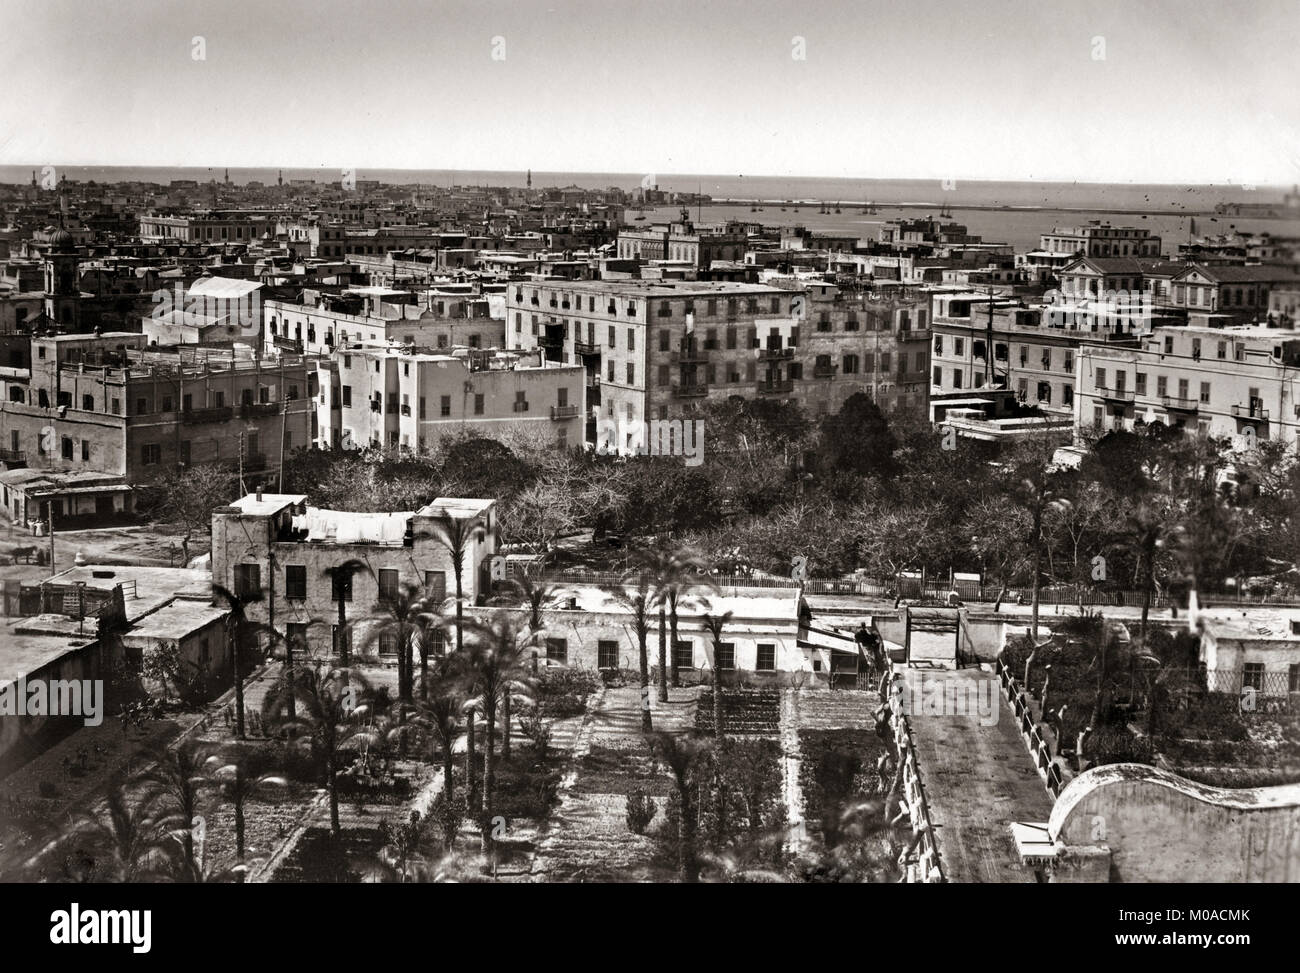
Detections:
[1098, 386, 1135, 403]
[757, 379, 795, 395]
[240, 402, 281, 419]
[672, 384, 709, 398]
[670, 349, 708, 363]
[400, 404, 412, 416]
[538, 334, 564, 349]
[550, 404, 580, 420]
[274, 335, 303, 353]
[813, 364, 837, 378]
[758, 346, 794, 361]
[1231, 404, 1269, 421]
[0, 449, 26, 463]
[1162, 395, 1199, 413]
[574, 340, 600, 356]
[182, 405, 233, 424]
[370, 400, 381, 412]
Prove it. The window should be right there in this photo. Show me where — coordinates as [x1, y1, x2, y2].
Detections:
[1199, 381, 1211, 404]
[61, 436, 73, 460]
[1289, 663, 1300, 693]
[1243, 662, 1265, 691]
[546, 637, 567, 664]
[626, 362, 635, 384]
[285, 565, 307, 600]
[1063, 384, 1073, 406]
[474, 393, 484, 415]
[607, 325, 615, 348]
[1135, 372, 1147, 395]
[1157, 375, 1168, 397]
[715, 642, 735, 670]
[673, 641, 694, 669]
[627, 328, 635, 351]
[598, 640, 619, 670]
[81, 394, 94, 411]
[440, 395, 451, 417]
[424, 570, 447, 605]
[342, 385, 352, 407]
[379, 633, 399, 656]
[842, 354, 859, 374]
[234, 563, 261, 599]
[141, 443, 161, 465]
[756, 643, 776, 672]
[331, 570, 353, 603]
[82, 440, 91, 462]
[378, 568, 399, 602]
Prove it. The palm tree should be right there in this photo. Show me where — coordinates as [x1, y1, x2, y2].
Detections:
[211, 583, 265, 739]
[607, 568, 657, 732]
[459, 615, 538, 859]
[64, 781, 174, 882]
[139, 741, 213, 879]
[642, 544, 715, 693]
[322, 559, 370, 667]
[203, 757, 286, 882]
[261, 665, 381, 838]
[702, 611, 734, 852]
[367, 580, 430, 708]
[488, 574, 561, 758]
[412, 655, 464, 849]
[420, 510, 487, 653]
[650, 731, 709, 883]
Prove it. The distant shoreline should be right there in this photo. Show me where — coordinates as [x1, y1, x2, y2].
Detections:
[703, 199, 1295, 220]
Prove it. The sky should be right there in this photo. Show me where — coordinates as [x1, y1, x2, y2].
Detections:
[1, 0, 1297, 185]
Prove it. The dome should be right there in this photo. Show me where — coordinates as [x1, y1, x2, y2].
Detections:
[47, 227, 75, 251]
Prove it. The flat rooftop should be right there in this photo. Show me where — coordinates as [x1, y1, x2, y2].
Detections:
[124, 599, 227, 640]
[45, 565, 214, 620]
[524, 279, 784, 297]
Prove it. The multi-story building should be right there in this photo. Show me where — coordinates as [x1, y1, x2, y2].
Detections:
[928, 291, 1145, 419]
[264, 288, 504, 358]
[316, 345, 585, 452]
[1165, 264, 1298, 325]
[138, 210, 281, 244]
[0, 333, 314, 495]
[1074, 325, 1300, 447]
[1039, 221, 1162, 258]
[788, 281, 931, 418]
[210, 492, 497, 660]
[616, 218, 747, 268]
[504, 279, 798, 440]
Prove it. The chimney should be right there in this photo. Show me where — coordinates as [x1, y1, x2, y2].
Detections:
[256, 488, 263, 502]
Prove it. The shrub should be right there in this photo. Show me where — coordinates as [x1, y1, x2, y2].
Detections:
[626, 788, 656, 835]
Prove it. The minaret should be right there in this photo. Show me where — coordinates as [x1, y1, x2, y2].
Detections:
[225, 168, 230, 184]
[527, 169, 532, 190]
[278, 169, 283, 187]
[43, 204, 81, 330]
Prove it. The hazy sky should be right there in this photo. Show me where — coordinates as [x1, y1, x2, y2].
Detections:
[1, 0, 1297, 184]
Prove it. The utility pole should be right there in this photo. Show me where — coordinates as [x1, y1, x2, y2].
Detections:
[47, 499, 55, 574]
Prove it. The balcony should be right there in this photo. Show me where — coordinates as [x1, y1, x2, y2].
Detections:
[240, 402, 281, 419]
[1161, 395, 1199, 413]
[400, 404, 412, 417]
[538, 334, 564, 349]
[757, 379, 795, 395]
[370, 400, 382, 412]
[813, 364, 837, 378]
[574, 340, 600, 356]
[0, 449, 26, 464]
[1098, 386, 1135, 404]
[672, 384, 710, 398]
[670, 348, 708, 364]
[274, 335, 303, 354]
[182, 405, 233, 424]
[758, 346, 794, 361]
[1232, 403, 1269, 422]
[551, 404, 580, 420]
